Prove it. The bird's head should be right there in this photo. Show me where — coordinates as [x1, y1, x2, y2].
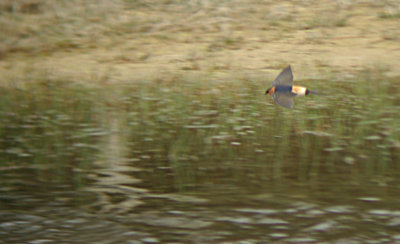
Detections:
[265, 87, 275, 95]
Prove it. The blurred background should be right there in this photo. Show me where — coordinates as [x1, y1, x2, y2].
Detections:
[1, 0, 400, 243]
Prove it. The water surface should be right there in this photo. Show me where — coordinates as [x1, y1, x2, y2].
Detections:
[1, 73, 399, 243]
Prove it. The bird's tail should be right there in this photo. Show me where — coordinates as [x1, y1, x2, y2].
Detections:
[307, 90, 321, 95]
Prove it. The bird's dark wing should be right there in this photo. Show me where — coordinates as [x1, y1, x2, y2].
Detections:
[272, 65, 293, 86]
[272, 92, 295, 108]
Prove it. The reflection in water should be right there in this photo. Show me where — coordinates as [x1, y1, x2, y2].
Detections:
[84, 114, 146, 214]
[0, 75, 399, 243]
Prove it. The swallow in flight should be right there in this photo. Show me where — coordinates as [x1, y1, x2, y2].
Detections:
[265, 65, 318, 108]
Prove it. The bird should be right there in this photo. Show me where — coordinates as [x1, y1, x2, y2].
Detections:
[265, 65, 318, 108]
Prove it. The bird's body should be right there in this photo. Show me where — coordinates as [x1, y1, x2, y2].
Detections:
[270, 85, 308, 95]
[265, 66, 318, 108]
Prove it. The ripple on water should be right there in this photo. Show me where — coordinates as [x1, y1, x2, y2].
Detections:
[291, 202, 317, 211]
[137, 214, 213, 229]
[148, 193, 208, 204]
[357, 197, 381, 202]
[235, 208, 279, 215]
[324, 205, 355, 214]
[304, 209, 325, 217]
[269, 233, 288, 239]
[217, 216, 254, 224]
[286, 237, 317, 243]
[387, 218, 400, 227]
[28, 240, 53, 244]
[257, 218, 288, 225]
[368, 210, 400, 217]
[305, 220, 337, 232]
[141, 237, 159, 243]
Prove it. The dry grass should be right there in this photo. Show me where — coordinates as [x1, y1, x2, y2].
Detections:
[1, 0, 400, 84]
[0, 0, 127, 57]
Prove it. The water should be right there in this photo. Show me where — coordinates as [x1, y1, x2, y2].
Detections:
[0, 74, 399, 243]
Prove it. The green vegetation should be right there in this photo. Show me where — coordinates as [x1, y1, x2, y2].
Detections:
[121, 69, 400, 168]
[0, 78, 106, 185]
[1, 69, 399, 184]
